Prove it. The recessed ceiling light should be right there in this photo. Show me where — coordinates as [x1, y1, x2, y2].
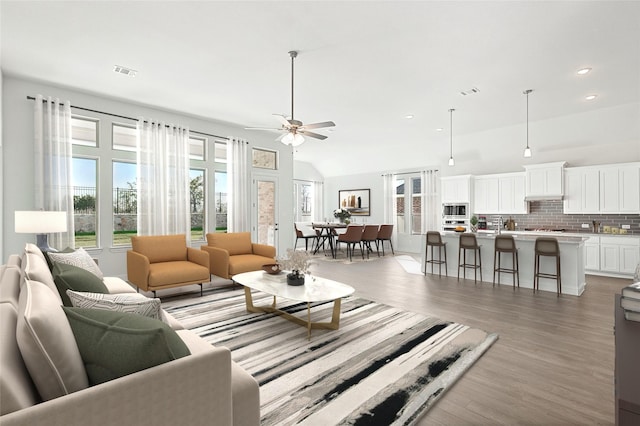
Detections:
[577, 67, 592, 75]
[436, 128, 444, 132]
[114, 65, 137, 77]
[405, 114, 414, 119]
[585, 94, 598, 101]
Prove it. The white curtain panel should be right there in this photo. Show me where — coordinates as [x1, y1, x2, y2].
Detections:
[313, 181, 324, 222]
[421, 169, 440, 233]
[136, 119, 190, 242]
[382, 173, 398, 248]
[227, 137, 249, 232]
[33, 94, 75, 249]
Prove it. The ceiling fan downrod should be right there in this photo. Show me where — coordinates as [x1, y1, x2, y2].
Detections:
[289, 50, 297, 122]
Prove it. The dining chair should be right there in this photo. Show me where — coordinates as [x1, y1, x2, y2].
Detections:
[361, 225, 380, 258]
[376, 224, 395, 256]
[294, 222, 318, 251]
[336, 225, 364, 261]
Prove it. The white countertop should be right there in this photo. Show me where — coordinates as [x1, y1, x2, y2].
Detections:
[441, 230, 589, 243]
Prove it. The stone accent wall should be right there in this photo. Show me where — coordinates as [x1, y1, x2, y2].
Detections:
[481, 200, 639, 235]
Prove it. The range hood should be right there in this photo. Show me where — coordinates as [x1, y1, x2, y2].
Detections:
[525, 194, 564, 201]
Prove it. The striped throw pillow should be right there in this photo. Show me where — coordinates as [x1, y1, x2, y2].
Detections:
[66, 291, 162, 320]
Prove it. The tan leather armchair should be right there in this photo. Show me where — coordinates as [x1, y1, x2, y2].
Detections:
[127, 234, 210, 296]
[201, 232, 276, 279]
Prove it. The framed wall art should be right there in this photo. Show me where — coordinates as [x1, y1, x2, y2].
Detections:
[338, 189, 370, 216]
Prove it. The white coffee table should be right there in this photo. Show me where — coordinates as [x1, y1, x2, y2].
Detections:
[233, 270, 355, 339]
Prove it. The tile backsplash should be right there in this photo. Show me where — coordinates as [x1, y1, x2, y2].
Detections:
[481, 200, 639, 235]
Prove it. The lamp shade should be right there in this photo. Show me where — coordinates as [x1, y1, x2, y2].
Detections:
[15, 211, 67, 233]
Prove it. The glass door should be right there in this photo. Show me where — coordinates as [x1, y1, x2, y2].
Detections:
[395, 174, 423, 252]
[254, 176, 278, 247]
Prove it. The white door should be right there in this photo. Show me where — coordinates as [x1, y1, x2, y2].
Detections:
[253, 175, 278, 248]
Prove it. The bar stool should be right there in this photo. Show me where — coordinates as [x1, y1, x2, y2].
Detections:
[493, 234, 519, 288]
[458, 233, 482, 283]
[533, 237, 561, 296]
[425, 231, 447, 277]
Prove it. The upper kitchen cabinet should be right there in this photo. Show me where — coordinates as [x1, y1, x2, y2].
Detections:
[473, 172, 527, 214]
[600, 163, 640, 213]
[564, 166, 600, 213]
[524, 162, 567, 200]
[441, 175, 473, 203]
[564, 162, 639, 214]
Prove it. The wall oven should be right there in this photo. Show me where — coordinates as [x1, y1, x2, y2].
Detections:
[442, 203, 469, 231]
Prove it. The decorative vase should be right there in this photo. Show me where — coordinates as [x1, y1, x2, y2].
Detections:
[338, 217, 345, 224]
[470, 224, 478, 233]
[287, 273, 305, 286]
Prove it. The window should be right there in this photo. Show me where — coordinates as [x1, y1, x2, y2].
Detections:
[112, 123, 137, 152]
[190, 169, 205, 240]
[71, 116, 98, 147]
[396, 179, 405, 234]
[112, 161, 137, 245]
[252, 148, 277, 170]
[411, 177, 422, 235]
[214, 171, 227, 232]
[214, 141, 227, 163]
[72, 157, 98, 248]
[189, 136, 206, 161]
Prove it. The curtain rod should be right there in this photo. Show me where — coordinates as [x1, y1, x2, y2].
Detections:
[27, 96, 229, 141]
[382, 169, 439, 176]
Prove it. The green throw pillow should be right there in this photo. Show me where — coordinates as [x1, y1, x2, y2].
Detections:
[52, 262, 109, 306]
[63, 308, 190, 386]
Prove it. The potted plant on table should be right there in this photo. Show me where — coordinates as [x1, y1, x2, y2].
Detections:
[277, 248, 313, 286]
[333, 208, 352, 224]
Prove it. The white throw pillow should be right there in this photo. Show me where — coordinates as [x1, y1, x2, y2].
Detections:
[66, 291, 162, 321]
[47, 247, 103, 279]
[17, 279, 89, 401]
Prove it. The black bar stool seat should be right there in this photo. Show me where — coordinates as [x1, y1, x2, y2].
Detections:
[534, 237, 562, 296]
[425, 231, 447, 277]
[458, 233, 482, 283]
[493, 234, 519, 288]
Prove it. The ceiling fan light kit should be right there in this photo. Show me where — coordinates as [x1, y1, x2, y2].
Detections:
[246, 50, 335, 146]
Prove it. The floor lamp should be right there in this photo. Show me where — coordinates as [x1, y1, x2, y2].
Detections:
[15, 211, 68, 252]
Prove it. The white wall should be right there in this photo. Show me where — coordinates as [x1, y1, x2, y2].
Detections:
[2, 76, 294, 273]
[438, 102, 640, 178]
[293, 160, 323, 182]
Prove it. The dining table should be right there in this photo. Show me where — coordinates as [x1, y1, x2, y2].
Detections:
[312, 222, 348, 259]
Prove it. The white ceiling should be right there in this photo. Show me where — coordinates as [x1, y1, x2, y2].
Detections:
[2, 1, 639, 176]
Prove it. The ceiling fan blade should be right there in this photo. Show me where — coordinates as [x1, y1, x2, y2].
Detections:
[300, 121, 335, 130]
[244, 126, 282, 131]
[298, 130, 328, 140]
[272, 114, 291, 127]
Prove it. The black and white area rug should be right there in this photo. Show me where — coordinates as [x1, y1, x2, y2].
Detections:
[163, 287, 498, 425]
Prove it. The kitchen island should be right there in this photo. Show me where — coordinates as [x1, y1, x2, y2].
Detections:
[421, 231, 588, 296]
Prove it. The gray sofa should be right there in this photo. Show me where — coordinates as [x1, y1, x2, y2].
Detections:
[0, 244, 259, 426]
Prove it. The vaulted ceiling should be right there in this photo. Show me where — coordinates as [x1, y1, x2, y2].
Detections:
[2, 1, 639, 176]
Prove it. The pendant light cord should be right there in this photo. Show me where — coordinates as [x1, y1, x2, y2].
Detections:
[449, 108, 455, 158]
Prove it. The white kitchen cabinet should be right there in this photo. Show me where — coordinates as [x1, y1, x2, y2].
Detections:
[600, 163, 640, 213]
[441, 175, 472, 203]
[598, 236, 640, 276]
[563, 167, 600, 213]
[585, 236, 600, 271]
[524, 162, 566, 200]
[473, 176, 499, 213]
[499, 173, 527, 214]
[472, 173, 526, 214]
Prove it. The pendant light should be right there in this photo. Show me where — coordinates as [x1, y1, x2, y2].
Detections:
[523, 89, 533, 158]
[448, 108, 455, 166]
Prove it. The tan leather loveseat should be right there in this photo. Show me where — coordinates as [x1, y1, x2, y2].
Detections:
[127, 234, 210, 296]
[201, 232, 276, 279]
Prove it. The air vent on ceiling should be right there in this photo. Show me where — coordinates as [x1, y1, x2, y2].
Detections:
[460, 87, 480, 96]
[113, 65, 137, 77]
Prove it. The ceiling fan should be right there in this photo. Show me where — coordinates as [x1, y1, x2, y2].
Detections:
[245, 50, 335, 146]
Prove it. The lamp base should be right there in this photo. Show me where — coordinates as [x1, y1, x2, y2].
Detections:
[36, 234, 58, 253]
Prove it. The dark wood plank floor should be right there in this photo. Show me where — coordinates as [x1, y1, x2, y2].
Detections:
[306, 252, 631, 425]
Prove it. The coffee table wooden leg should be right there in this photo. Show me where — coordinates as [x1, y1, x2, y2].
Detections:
[307, 302, 312, 340]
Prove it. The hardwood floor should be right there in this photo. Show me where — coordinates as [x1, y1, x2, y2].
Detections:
[305, 253, 631, 425]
